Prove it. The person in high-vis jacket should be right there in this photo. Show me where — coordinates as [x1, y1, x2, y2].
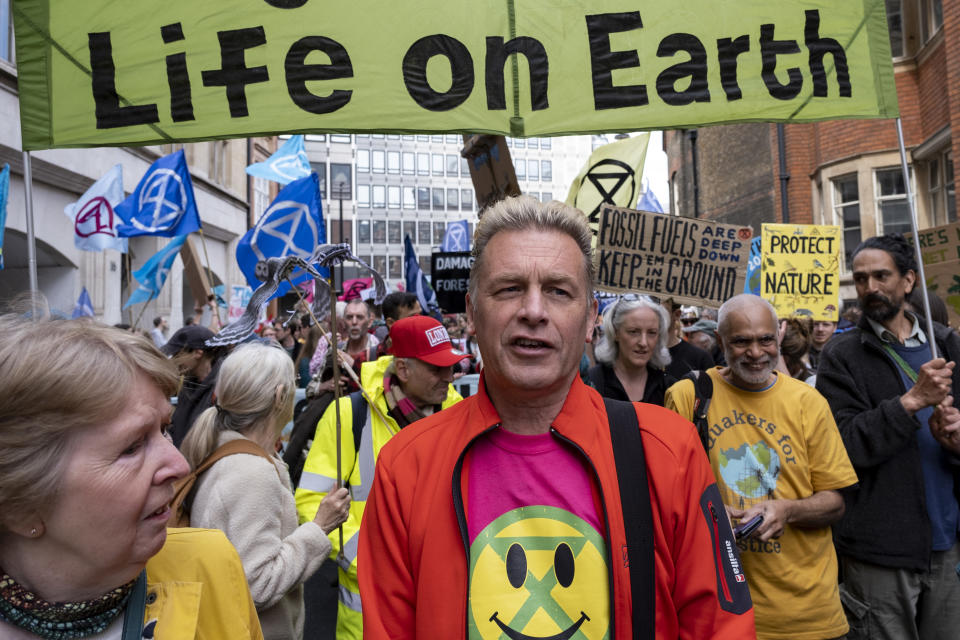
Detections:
[295, 315, 467, 640]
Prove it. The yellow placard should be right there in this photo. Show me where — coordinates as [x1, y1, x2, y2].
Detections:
[761, 223, 841, 321]
[905, 221, 960, 327]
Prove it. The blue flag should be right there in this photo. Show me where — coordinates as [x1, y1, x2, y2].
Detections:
[246, 135, 311, 185]
[123, 235, 188, 309]
[441, 219, 470, 252]
[236, 173, 325, 295]
[404, 235, 440, 318]
[637, 188, 664, 213]
[116, 150, 201, 238]
[72, 287, 95, 318]
[744, 237, 762, 295]
[0, 163, 9, 269]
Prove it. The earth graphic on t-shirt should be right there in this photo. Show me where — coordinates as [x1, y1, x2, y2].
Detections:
[716, 442, 780, 499]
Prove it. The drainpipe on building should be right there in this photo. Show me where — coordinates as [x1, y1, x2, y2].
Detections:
[777, 124, 790, 224]
[687, 130, 700, 218]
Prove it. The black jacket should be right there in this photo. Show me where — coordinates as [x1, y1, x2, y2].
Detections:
[587, 363, 676, 407]
[816, 316, 960, 570]
[170, 354, 226, 448]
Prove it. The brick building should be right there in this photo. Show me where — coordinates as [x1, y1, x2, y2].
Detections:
[666, 0, 957, 278]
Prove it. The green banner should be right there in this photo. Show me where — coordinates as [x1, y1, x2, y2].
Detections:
[14, 0, 898, 150]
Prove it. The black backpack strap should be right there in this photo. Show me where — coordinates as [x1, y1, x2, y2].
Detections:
[682, 370, 714, 453]
[350, 390, 367, 454]
[603, 398, 654, 640]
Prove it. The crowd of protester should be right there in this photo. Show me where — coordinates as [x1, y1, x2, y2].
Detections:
[1, 195, 958, 639]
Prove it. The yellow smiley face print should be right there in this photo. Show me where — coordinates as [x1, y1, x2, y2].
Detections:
[468, 505, 609, 640]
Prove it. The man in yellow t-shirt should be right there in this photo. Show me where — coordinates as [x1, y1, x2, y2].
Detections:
[666, 294, 857, 640]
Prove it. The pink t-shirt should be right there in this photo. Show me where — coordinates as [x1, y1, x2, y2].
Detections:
[465, 428, 610, 640]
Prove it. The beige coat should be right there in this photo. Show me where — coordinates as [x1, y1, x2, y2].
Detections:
[190, 430, 333, 640]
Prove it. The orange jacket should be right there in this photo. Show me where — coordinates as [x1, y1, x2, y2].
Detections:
[358, 375, 756, 639]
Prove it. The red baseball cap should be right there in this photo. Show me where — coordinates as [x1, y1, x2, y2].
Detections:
[389, 315, 471, 367]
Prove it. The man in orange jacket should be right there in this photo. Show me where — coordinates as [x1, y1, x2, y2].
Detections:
[359, 196, 756, 639]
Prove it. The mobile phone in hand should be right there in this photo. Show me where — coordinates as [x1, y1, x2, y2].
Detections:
[734, 514, 764, 540]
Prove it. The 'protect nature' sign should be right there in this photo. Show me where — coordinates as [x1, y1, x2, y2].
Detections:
[761, 223, 841, 321]
[13, 0, 897, 149]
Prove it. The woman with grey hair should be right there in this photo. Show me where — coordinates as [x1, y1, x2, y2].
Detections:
[587, 294, 676, 406]
[0, 314, 263, 638]
[181, 342, 350, 640]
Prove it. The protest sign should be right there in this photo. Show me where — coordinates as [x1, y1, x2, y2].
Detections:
[905, 221, 960, 326]
[14, 0, 897, 149]
[430, 252, 473, 314]
[595, 205, 752, 307]
[760, 223, 840, 321]
[228, 285, 253, 322]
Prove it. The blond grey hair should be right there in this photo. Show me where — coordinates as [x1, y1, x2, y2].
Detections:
[469, 196, 595, 301]
[0, 314, 180, 525]
[180, 342, 295, 469]
[717, 294, 779, 338]
[595, 295, 672, 369]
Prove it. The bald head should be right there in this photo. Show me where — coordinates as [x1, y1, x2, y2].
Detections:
[717, 294, 778, 339]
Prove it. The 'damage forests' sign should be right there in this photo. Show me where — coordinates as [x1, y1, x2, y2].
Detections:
[761, 223, 841, 321]
[431, 251, 473, 314]
[13, 0, 897, 149]
[595, 206, 752, 307]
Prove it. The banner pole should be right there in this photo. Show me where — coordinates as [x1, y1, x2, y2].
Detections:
[132, 298, 150, 331]
[126, 252, 134, 326]
[197, 229, 221, 327]
[21, 152, 39, 312]
[895, 118, 938, 360]
[329, 271, 345, 563]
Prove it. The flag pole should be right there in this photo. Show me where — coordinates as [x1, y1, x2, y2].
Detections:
[328, 271, 345, 563]
[197, 229, 221, 327]
[22, 152, 39, 316]
[125, 252, 134, 326]
[132, 298, 151, 331]
[896, 118, 938, 360]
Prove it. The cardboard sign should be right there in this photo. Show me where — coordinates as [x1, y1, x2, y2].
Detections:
[461, 135, 521, 212]
[595, 206, 752, 307]
[14, 0, 898, 149]
[761, 223, 841, 321]
[431, 251, 473, 313]
[905, 221, 960, 326]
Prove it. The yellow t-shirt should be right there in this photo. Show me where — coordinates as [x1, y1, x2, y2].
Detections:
[666, 368, 857, 640]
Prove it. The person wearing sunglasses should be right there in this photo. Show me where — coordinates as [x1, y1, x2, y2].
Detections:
[587, 294, 676, 406]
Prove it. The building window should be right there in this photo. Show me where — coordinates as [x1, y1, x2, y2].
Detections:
[461, 188, 473, 211]
[528, 138, 539, 150]
[388, 220, 401, 244]
[431, 135, 443, 143]
[404, 221, 416, 244]
[515, 138, 526, 148]
[387, 134, 401, 140]
[2, 0, 15, 64]
[419, 256, 431, 275]
[356, 149, 370, 173]
[417, 153, 430, 176]
[886, 0, 903, 57]
[402, 152, 415, 175]
[372, 150, 385, 174]
[528, 159, 539, 182]
[403, 135, 415, 141]
[432, 188, 444, 210]
[528, 191, 540, 202]
[374, 255, 387, 278]
[541, 137, 552, 150]
[330, 164, 352, 199]
[305, 134, 326, 142]
[253, 177, 272, 220]
[446, 154, 459, 176]
[372, 134, 384, 139]
[832, 174, 861, 270]
[387, 151, 400, 175]
[446, 134, 459, 144]
[516, 160, 526, 180]
[330, 134, 351, 144]
[373, 221, 386, 244]
[388, 185, 401, 209]
[311, 162, 327, 198]
[372, 185, 386, 209]
[357, 184, 371, 208]
[433, 222, 445, 245]
[929, 150, 956, 225]
[417, 135, 430, 142]
[432, 154, 444, 176]
[419, 221, 432, 245]
[542, 191, 553, 202]
[389, 255, 402, 279]
[446, 188, 459, 211]
[921, 0, 943, 44]
[357, 220, 371, 244]
[417, 187, 430, 210]
[460, 157, 469, 176]
[541, 160, 553, 182]
[876, 167, 912, 236]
